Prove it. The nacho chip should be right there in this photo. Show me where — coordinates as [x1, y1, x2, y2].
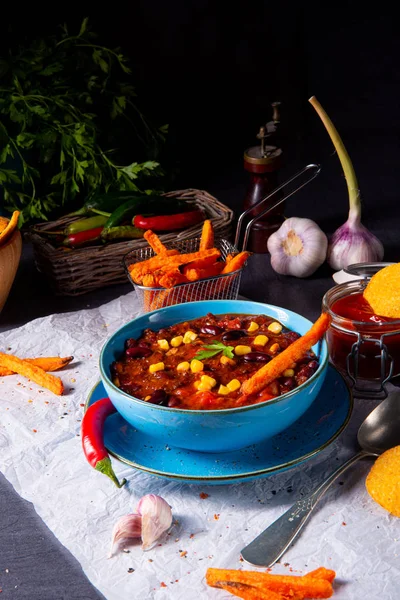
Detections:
[366, 445, 400, 517]
[364, 263, 400, 318]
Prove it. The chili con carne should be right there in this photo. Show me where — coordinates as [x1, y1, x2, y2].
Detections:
[111, 313, 319, 410]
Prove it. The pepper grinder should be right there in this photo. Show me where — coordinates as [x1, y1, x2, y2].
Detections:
[243, 103, 284, 253]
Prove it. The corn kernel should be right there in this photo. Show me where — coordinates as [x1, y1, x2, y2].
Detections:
[171, 335, 183, 347]
[183, 331, 198, 344]
[218, 384, 230, 395]
[268, 321, 283, 334]
[144, 395, 151, 401]
[149, 362, 165, 374]
[157, 339, 170, 351]
[177, 361, 190, 371]
[247, 321, 259, 333]
[220, 355, 235, 366]
[283, 369, 295, 377]
[196, 381, 213, 392]
[270, 343, 280, 354]
[227, 378, 241, 392]
[253, 334, 268, 346]
[200, 375, 217, 388]
[234, 345, 252, 356]
[190, 359, 204, 373]
[290, 362, 297, 369]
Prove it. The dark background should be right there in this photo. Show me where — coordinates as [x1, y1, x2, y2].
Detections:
[1, 2, 399, 236]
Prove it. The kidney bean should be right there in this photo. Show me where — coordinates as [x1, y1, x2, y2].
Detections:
[243, 352, 270, 363]
[200, 325, 224, 336]
[280, 377, 296, 393]
[308, 360, 319, 372]
[295, 365, 314, 385]
[222, 330, 247, 342]
[125, 346, 152, 359]
[125, 338, 137, 349]
[138, 340, 150, 349]
[146, 389, 169, 406]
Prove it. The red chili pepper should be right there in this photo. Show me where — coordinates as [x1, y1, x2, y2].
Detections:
[81, 397, 126, 488]
[133, 210, 204, 231]
[62, 226, 104, 247]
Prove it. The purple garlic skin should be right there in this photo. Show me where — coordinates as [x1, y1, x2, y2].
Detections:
[328, 218, 384, 270]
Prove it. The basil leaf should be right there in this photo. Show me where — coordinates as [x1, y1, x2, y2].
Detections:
[195, 342, 235, 361]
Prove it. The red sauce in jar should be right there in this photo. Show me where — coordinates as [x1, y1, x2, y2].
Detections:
[332, 293, 396, 325]
[327, 292, 400, 380]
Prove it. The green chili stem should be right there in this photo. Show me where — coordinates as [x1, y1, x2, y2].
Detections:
[309, 96, 360, 222]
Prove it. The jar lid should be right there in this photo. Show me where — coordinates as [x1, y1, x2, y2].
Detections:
[344, 262, 395, 278]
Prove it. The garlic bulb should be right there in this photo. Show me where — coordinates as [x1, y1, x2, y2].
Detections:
[137, 494, 173, 551]
[109, 494, 173, 557]
[309, 96, 384, 270]
[267, 217, 328, 278]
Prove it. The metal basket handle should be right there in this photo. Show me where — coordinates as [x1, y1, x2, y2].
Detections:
[235, 163, 321, 251]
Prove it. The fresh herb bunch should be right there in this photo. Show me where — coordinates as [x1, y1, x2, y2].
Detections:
[0, 19, 167, 224]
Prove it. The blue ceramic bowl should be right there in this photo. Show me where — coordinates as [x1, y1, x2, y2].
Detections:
[100, 300, 328, 453]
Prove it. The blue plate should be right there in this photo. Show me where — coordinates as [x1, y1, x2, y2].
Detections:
[87, 364, 352, 485]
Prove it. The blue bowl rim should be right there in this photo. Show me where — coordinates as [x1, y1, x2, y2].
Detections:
[99, 299, 329, 416]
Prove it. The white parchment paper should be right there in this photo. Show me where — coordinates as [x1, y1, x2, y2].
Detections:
[1, 291, 399, 600]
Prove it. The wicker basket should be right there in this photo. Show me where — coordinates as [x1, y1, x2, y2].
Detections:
[27, 189, 234, 296]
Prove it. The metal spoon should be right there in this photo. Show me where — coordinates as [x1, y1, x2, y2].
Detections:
[241, 390, 400, 567]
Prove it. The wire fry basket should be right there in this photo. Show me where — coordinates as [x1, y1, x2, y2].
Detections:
[125, 164, 321, 312]
[124, 238, 241, 312]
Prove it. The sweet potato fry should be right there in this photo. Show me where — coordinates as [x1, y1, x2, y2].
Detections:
[0, 353, 64, 395]
[149, 289, 175, 311]
[157, 270, 187, 288]
[0, 356, 73, 377]
[220, 582, 284, 600]
[184, 262, 224, 282]
[306, 568, 336, 584]
[144, 230, 168, 255]
[142, 274, 157, 287]
[206, 568, 333, 599]
[199, 219, 214, 251]
[0, 211, 20, 245]
[221, 251, 251, 274]
[182, 254, 221, 273]
[129, 248, 220, 282]
[143, 290, 156, 311]
[241, 313, 331, 396]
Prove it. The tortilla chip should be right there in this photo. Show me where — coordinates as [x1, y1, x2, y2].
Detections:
[364, 263, 400, 318]
[366, 445, 400, 517]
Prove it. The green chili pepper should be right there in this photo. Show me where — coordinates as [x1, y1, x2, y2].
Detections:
[102, 225, 144, 241]
[65, 215, 108, 235]
[68, 191, 149, 217]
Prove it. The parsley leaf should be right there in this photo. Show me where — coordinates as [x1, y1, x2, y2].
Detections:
[195, 342, 235, 361]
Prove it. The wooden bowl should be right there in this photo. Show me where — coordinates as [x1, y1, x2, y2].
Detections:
[0, 229, 22, 313]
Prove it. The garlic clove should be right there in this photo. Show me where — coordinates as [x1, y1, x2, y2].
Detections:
[109, 513, 142, 558]
[267, 217, 328, 278]
[136, 494, 173, 551]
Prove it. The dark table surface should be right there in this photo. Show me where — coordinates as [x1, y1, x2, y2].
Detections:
[0, 162, 398, 599]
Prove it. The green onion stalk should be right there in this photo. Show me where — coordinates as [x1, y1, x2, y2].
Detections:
[309, 96, 384, 270]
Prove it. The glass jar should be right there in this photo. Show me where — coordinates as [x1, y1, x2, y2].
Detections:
[322, 279, 400, 398]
